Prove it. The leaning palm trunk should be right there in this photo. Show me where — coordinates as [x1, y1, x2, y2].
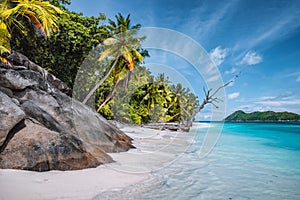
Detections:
[97, 81, 120, 112]
[82, 53, 120, 104]
[81, 14, 144, 106]
[97, 71, 131, 112]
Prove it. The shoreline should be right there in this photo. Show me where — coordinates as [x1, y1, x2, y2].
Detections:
[0, 123, 209, 200]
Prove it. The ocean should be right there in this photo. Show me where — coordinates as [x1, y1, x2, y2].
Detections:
[96, 122, 300, 200]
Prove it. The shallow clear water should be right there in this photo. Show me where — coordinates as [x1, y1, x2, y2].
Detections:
[95, 122, 300, 200]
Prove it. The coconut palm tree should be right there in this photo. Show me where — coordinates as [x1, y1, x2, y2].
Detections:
[82, 13, 145, 104]
[107, 13, 141, 35]
[96, 59, 130, 112]
[142, 81, 174, 122]
[0, 0, 66, 63]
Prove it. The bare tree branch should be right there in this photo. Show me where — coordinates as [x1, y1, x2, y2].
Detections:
[209, 74, 239, 98]
[183, 74, 239, 128]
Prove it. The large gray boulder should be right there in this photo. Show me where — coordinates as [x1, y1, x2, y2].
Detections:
[0, 119, 102, 171]
[0, 54, 133, 171]
[0, 91, 25, 146]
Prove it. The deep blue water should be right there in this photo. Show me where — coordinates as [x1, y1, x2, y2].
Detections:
[97, 122, 300, 200]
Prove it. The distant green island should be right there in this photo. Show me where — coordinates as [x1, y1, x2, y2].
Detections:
[225, 110, 300, 122]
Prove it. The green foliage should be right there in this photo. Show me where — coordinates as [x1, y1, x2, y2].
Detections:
[10, 9, 108, 87]
[99, 104, 114, 120]
[100, 66, 199, 125]
[0, 0, 66, 64]
[47, 0, 71, 7]
[84, 13, 146, 108]
[225, 110, 300, 121]
[0, 20, 11, 60]
[129, 101, 149, 124]
[3, 1, 200, 125]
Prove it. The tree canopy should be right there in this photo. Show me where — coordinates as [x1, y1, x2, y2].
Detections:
[0, 0, 221, 128]
[225, 110, 300, 121]
[0, 0, 66, 64]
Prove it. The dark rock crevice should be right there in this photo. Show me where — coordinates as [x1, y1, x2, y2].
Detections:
[0, 119, 26, 153]
[21, 100, 65, 133]
[0, 85, 14, 98]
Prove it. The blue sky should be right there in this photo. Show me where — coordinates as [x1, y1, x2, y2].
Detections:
[68, 0, 300, 120]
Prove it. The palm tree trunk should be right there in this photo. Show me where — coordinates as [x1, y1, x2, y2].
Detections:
[97, 70, 132, 112]
[126, 71, 132, 88]
[82, 53, 120, 104]
[162, 101, 174, 117]
[168, 112, 181, 121]
[97, 81, 120, 112]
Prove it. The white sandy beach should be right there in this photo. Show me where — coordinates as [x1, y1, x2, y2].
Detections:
[0, 124, 210, 200]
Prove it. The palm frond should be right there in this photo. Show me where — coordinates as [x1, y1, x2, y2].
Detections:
[113, 67, 128, 84]
[103, 37, 118, 46]
[98, 48, 114, 61]
[0, 20, 11, 54]
[24, 10, 45, 36]
[131, 49, 144, 62]
[1, 0, 68, 37]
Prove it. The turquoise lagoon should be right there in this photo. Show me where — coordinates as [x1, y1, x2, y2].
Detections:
[97, 122, 300, 200]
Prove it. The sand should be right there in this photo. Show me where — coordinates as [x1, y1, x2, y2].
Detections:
[0, 124, 209, 200]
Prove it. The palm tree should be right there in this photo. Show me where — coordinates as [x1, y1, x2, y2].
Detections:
[108, 65, 152, 122]
[96, 59, 130, 112]
[107, 13, 141, 35]
[0, 0, 66, 63]
[139, 76, 174, 122]
[130, 65, 152, 86]
[168, 83, 199, 124]
[82, 13, 145, 104]
[163, 84, 184, 121]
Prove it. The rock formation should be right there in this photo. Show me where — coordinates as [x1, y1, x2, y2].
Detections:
[0, 52, 134, 171]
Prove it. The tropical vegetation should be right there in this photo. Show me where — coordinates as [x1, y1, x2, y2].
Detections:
[0, 0, 67, 64]
[82, 13, 145, 105]
[0, 0, 210, 128]
[225, 110, 300, 121]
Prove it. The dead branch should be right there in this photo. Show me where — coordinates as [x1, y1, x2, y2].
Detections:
[184, 74, 239, 128]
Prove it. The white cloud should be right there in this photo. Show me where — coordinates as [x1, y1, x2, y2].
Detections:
[234, 93, 300, 114]
[246, 11, 299, 50]
[232, 3, 300, 52]
[242, 82, 248, 87]
[259, 96, 276, 101]
[281, 72, 300, 82]
[238, 104, 269, 113]
[203, 114, 211, 119]
[238, 103, 300, 114]
[207, 74, 220, 82]
[282, 71, 300, 78]
[256, 100, 300, 106]
[238, 51, 263, 66]
[204, 63, 216, 75]
[209, 46, 229, 66]
[180, 1, 239, 43]
[228, 92, 240, 99]
[225, 67, 237, 75]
